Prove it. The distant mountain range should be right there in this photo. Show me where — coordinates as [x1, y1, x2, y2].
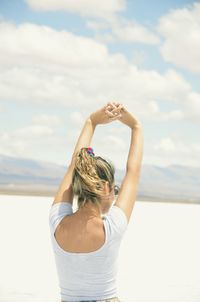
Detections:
[0, 154, 199, 204]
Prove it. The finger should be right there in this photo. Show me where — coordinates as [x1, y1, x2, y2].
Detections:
[105, 103, 123, 116]
[106, 101, 122, 109]
[113, 105, 125, 115]
[109, 114, 122, 121]
[113, 102, 123, 108]
[111, 102, 118, 109]
[105, 102, 113, 108]
[116, 104, 124, 112]
[104, 105, 112, 113]
[105, 110, 121, 119]
[110, 106, 123, 115]
[105, 109, 115, 117]
[107, 102, 114, 107]
[105, 110, 120, 119]
[105, 102, 113, 109]
[105, 103, 116, 112]
[113, 101, 124, 109]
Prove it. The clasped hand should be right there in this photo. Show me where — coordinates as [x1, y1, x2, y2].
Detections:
[90, 102, 124, 126]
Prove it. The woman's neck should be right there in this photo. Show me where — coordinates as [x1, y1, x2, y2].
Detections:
[77, 200, 102, 218]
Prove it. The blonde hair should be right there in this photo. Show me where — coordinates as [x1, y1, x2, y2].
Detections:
[72, 147, 115, 210]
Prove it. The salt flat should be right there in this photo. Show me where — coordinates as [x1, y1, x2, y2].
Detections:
[0, 194, 199, 302]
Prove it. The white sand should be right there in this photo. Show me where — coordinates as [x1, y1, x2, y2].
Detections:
[0, 194, 199, 302]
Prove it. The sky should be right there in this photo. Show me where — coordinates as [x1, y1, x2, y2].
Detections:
[0, 0, 199, 170]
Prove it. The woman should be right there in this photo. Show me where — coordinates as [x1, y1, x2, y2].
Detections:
[49, 102, 143, 302]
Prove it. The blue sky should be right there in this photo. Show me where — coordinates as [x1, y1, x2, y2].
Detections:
[0, 0, 199, 170]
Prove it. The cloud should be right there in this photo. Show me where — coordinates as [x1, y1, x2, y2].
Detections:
[154, 137, 177, 152]
[184, 92, 200, 122]
[0, 21, 199, 122]
[105, 135, 125, 150]
[26, 0, 159, 45]
[69, 111, 84, 126]
[26, 0, 126, 18]
[0, 131, 27, 156]
[13, 125, 54, 139]
[0, 123, 54, 157]
[154, 136, 200, 156]
[149, 136, 200, 167]
[0, 124, 65, 160]
[158, 2, 200, 74]
[87, 16, 160, 45]
[32, 114, 61, 126]
[139, 100, 184, 122]
[0, 21, 115, 68]
[0, 104, 5, 112]
[0, 21, 127, 106]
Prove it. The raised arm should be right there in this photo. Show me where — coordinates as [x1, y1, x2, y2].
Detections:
[52, 118, 96, 204]
[52, 103, 122, 205]
[113, 105, 144, 223]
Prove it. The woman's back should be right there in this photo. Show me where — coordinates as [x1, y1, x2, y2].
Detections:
[49, 201, 128, 302]
[55, 210, 106, 253]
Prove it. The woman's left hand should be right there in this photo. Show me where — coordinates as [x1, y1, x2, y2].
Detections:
[90, 102, 122, 126]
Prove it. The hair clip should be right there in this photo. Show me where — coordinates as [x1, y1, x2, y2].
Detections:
[86, 147, 95, 157]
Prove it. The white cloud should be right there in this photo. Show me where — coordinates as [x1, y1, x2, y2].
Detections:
[0, 21, 115, 68]
[86, 20, 109, 31]
[87, 16, 160, 45]
[0, 104, 5, 112]
[163, 110, 184, 121]
[26, 0, 159, 45]
[148, 100, 160, 114]
[184, 92, 200, 121]
[0, 124, 54, 156]
[130, 49, 146, 67]
[109, 17, 159, 44]
[154, 136, 200, 155]
[0, 21, 127, 106]
[140, 100, 184, 122]
[13, 125, 54, 139]
[154, 137, 176, 152]
[26, 0, 126, 18]
[0, 131, 27, 155]
[0, 125, 64, 161]
[105, 135, 125, 150]
[69, 111, 84, 126]
[149, 136, 200, 167]
[32, 114, 61, 126]
[158, 2, 200, 74]
[0, 21, 199, 123]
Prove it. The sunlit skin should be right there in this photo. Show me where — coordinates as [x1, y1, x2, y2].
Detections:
[55, 182, 118, 257]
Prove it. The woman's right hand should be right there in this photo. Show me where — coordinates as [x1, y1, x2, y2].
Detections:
[105, 102, 142, 129]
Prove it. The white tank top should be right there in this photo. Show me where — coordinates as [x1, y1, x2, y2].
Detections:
[49, 201, 128, 302]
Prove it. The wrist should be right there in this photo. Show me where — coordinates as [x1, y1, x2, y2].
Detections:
[130, 122, 142, 130]
[88, 115, 98, 127]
